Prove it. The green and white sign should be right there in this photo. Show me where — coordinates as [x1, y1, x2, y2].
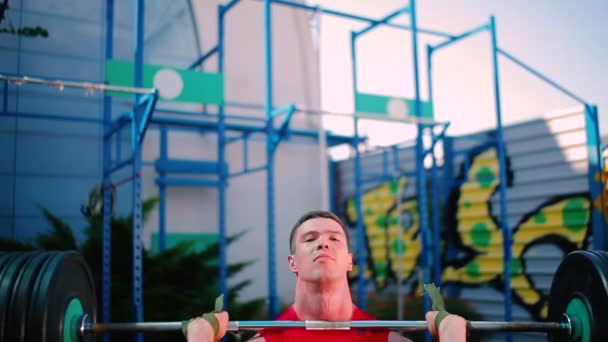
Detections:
[106, 59, 224, 105]
[355, 92, 433, 120]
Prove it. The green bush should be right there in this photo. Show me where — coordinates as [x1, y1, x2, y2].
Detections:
[0, 198, 265, 341]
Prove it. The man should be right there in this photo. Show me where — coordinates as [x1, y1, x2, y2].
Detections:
[187, 210, 467, 341]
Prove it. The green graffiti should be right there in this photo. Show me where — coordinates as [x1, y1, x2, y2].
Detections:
[464, 200, 472, 208]
[471, 222, 492, 247]
[365, 207, 375, 216]
[534, 213, 547, 224]
[563, 199, 587, 232]
[376, 262, 387, 277]
[510, 259, 522, 275]
[393, 238, 406, 255]
[375, 215, 388, 229]
[465, 262, 481, 278]
[475, 166, 495, 189]
[390, 180, 399, 195]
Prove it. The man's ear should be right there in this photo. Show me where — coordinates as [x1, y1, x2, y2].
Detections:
[288, 255, 298, 274]
[348, 253, 353, 272]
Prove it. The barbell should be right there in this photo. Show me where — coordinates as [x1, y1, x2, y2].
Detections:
[0, 249, 606, 341]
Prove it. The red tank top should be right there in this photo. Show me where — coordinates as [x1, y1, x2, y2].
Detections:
[258, 306, 390, 342]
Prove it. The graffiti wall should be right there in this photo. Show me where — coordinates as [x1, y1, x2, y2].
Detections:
[335, 107, 603, 324]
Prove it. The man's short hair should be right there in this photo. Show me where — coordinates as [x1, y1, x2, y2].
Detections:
[289, 210, 350, 254]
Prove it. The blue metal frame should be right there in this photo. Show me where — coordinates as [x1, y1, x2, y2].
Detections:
[132, 3, 145, 341]
[102, 2, 114, 342]
[489, 17, 513, 341]
[348, 0, 440, 317]
[98, 0, 606, 328]
[424, 8, 604, 334]
[408, 4, 433, 337]
[217, 2, 229, 309]
[263, 0, 279, 319]
[101, 2, 159, 340]
[585, 104, 606, 250]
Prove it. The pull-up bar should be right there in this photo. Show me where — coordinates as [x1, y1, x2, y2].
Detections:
[267, 0, 456, 39]
[429, 23, 489, 52]
[497, 48, 588, 105]
[0, 74, 156, 95]
[427, 17, 591, 106]
[355, 6, 409, 37]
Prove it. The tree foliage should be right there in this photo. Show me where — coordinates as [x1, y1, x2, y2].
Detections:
[0, 197, 264, 341]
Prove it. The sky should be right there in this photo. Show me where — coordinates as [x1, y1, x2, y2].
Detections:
[305, 0, 607, 151]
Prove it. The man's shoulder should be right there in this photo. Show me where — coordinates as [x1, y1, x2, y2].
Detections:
[352, 305, 378, 320]
[274, 305, 298, 320]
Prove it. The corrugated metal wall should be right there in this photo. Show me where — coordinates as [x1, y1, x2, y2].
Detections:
[334, 107, 594, 341]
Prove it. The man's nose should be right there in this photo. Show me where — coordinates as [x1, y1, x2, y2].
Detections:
[316, 237, 330, 249]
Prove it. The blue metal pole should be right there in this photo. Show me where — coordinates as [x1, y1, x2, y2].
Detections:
[158, 126, 167, 251]
[133, 1, 145, 341]
[490, 16, 513, 342]
[350, 29, 367, 309]
[217, 3, 229, 308]
[430, 138, 442, 286]
[270, 0, 454, 38]
[2, 80, 7, 113]
[496, 48, 588, 105]
[585, 104, 606, 250]
[102, 2, 114, 342]
[352, 116, 367, 309]
[410, 1, 431, 334]
[430, 23, 488, 52]
[264, 0, 279, 319]
[355, 7, 408, 37]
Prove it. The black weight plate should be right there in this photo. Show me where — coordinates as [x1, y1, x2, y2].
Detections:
[32, 251, 97, 342]
[0, 252, 17, 279]
[28, 252, 65, 342]
[25, 252, 62, 342]
[548, 250, 608, 342]
[0, 252, 22, 341]
[0, 252, 34, 342]
[6, 252, 51, 342]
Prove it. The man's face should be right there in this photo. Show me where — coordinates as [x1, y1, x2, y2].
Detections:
[288, 217, 353, 282]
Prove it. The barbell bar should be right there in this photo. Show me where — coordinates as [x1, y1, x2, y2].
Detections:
[83, 316, 571, 333]
[0, 249, 606, 342]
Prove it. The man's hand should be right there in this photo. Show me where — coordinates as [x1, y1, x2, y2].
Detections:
[186, 312, 229, 342]
[425, 311, 467, 342]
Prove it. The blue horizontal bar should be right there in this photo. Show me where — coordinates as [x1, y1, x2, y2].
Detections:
[229, 165, 267, 178]
[0, 111, 103, 124]
[150, 116, 357, 146]
[188, 45, 219, 69]
[223, 0, 241, 13]
[355, 7, 408, 37]
[154, 107, 267, 122]
[154, 158, 228, 175]
[497, 47, 588, 105]
[155, 177, 220, 187]
[105, 157, 134, 176]
[270, 0, 456, 38]
[430, 23, 488, 52]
